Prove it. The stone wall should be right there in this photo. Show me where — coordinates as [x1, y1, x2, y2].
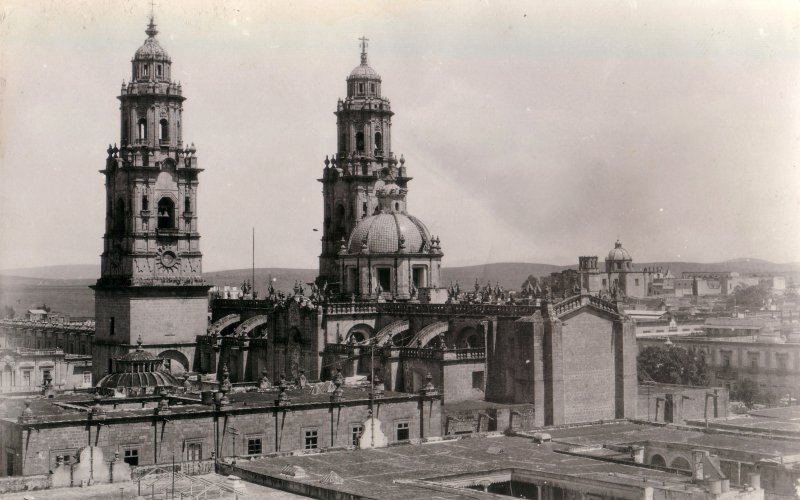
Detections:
[3, 395, 442, 476]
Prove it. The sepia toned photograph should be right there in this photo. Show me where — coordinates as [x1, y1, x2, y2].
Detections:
[0, 1, 799, 498]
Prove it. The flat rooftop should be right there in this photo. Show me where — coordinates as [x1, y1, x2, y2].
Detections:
[546, 421, 800, 456]
[232, 433, 700, 500]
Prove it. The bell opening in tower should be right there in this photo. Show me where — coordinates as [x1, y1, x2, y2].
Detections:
[157, 197, 175, 229]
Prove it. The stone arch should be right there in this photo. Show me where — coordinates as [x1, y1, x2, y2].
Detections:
[407, 321, 449, 348]
[346, 323, 374, 344]
[670, 456, 691, 471]
[208, 314, 240, 337]
[455, 326, 481, 348]
[649, 454, 666, 467]
[233, 315, 268, 338]
[371, 320, 409, 346]
[158, 350, 189, 375]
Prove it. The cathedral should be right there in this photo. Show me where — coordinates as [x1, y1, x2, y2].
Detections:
[318, 38, 443, 300]
[88, 16, 638, 427]
[91, 17, 209, 381]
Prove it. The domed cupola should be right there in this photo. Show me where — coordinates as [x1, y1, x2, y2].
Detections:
[131, 17, 172, 83]
[346, 37, 383, 99]
[95, 335, 180, 396]
[605, 239, 633, 271]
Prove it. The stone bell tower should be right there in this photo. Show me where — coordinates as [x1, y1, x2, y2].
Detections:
[92, 15, 209, 380]
[318, 37, 413, 288]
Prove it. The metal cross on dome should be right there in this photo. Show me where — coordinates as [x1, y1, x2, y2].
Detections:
[359, 36, 369, 54]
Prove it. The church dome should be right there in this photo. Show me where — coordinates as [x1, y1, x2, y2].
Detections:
[348, 62, 380, 80]
[134, 19, 170, 61]
[95, 336, 179, 394]
[347, 213, 431, 254]
[607, 240, 632, 261]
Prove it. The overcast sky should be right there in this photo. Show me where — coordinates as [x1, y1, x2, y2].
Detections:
[1, 0, 799, 272]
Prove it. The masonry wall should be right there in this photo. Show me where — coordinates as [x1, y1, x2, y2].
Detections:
[560, 309, 617, 423]
[4, 395, 442, 476]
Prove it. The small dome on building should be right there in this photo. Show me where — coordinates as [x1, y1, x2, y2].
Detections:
[134, 19, 170, 61]
[347, 213, 432, 254]
[348, 37, 381, 81]
[95, 336, 179, 394]
[349, 63, 380, 80]
[607, 240, 632, 262]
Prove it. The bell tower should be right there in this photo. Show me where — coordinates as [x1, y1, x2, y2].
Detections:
[318, 37, 412, 287]
[92, 15, 209, 380]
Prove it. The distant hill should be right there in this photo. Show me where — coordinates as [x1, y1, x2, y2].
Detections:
[0, 264, 99, 280]
[2, 259, 797, 319]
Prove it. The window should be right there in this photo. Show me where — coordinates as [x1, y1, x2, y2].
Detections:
[123, 448, 139, 466]
[394, 202, 399, 211]
[157, 198, 175, 229]
[159, 119, 169, 141]
[395, 422, 409, 441]
[138, 118, 147, 140]
[358, 83, 364, 94]
[304, 429, 318, 450]
[6, 451, 15, 476]
[109, 317, 115, 336]
[370, 83, 376, 93]
[22, 370, 31, 386]
[749, 353, 759, 369]
[472, 371, 484, 390]
[247, 437, 262, 456]
[412, 267, 426, 288]
[156, 64, 162, 77]
[41, 369, 51, 385]
[376, 268, 391, 292]
[83, 372, 91, 386]
[356, 132, 365, 152]
[350, 424, 363, 447]
[777, 354, 788, 373]
[187, 442, 202, 461]
[362, 202, 367, 217]
[184, 196, 191, 213]
[142, 64, 149, 77]
[722, 353, 731, 368]
[374, 132, 382, 152]
[142, 195, 149, 211]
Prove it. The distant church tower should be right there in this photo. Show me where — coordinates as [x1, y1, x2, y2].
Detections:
[92, 16, 209, 379]
[318, 38, 443, 297]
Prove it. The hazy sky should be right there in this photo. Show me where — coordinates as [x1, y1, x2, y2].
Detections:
[1, 0, 799, 272]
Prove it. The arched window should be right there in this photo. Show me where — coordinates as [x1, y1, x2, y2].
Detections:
[156, 64, 162, 77]
[670, 457, 691, 471]
[138, 118, 147, 141]
[395, 202, 399, 211]
[374, 132, 382, 153]
[184, 196, 191, 213]
[157, 197, 175, 230]
[141, 194, 149, 211]
[159, 119, 169, 142]
[650, 454, 666, 467]
[355, 132, 364, 152]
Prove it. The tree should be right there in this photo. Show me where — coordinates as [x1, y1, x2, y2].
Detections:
[637, 345, 709, 386]
[727, 284, 770, 311]
[731, 378, 758, 407]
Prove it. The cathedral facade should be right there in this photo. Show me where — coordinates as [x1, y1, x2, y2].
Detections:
[91, 18, 209, 380]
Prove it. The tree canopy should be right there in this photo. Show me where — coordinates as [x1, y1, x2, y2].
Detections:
[727, 284, 770, 311]
[637, 345, 709, 386]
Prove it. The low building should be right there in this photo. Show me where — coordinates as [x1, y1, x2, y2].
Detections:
[0, 347, 92, 394]
[0, 384, 442, 478]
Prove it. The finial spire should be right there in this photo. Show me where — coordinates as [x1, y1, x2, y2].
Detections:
[145, 0, 158, 38]
[359, 36, 369, 64]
